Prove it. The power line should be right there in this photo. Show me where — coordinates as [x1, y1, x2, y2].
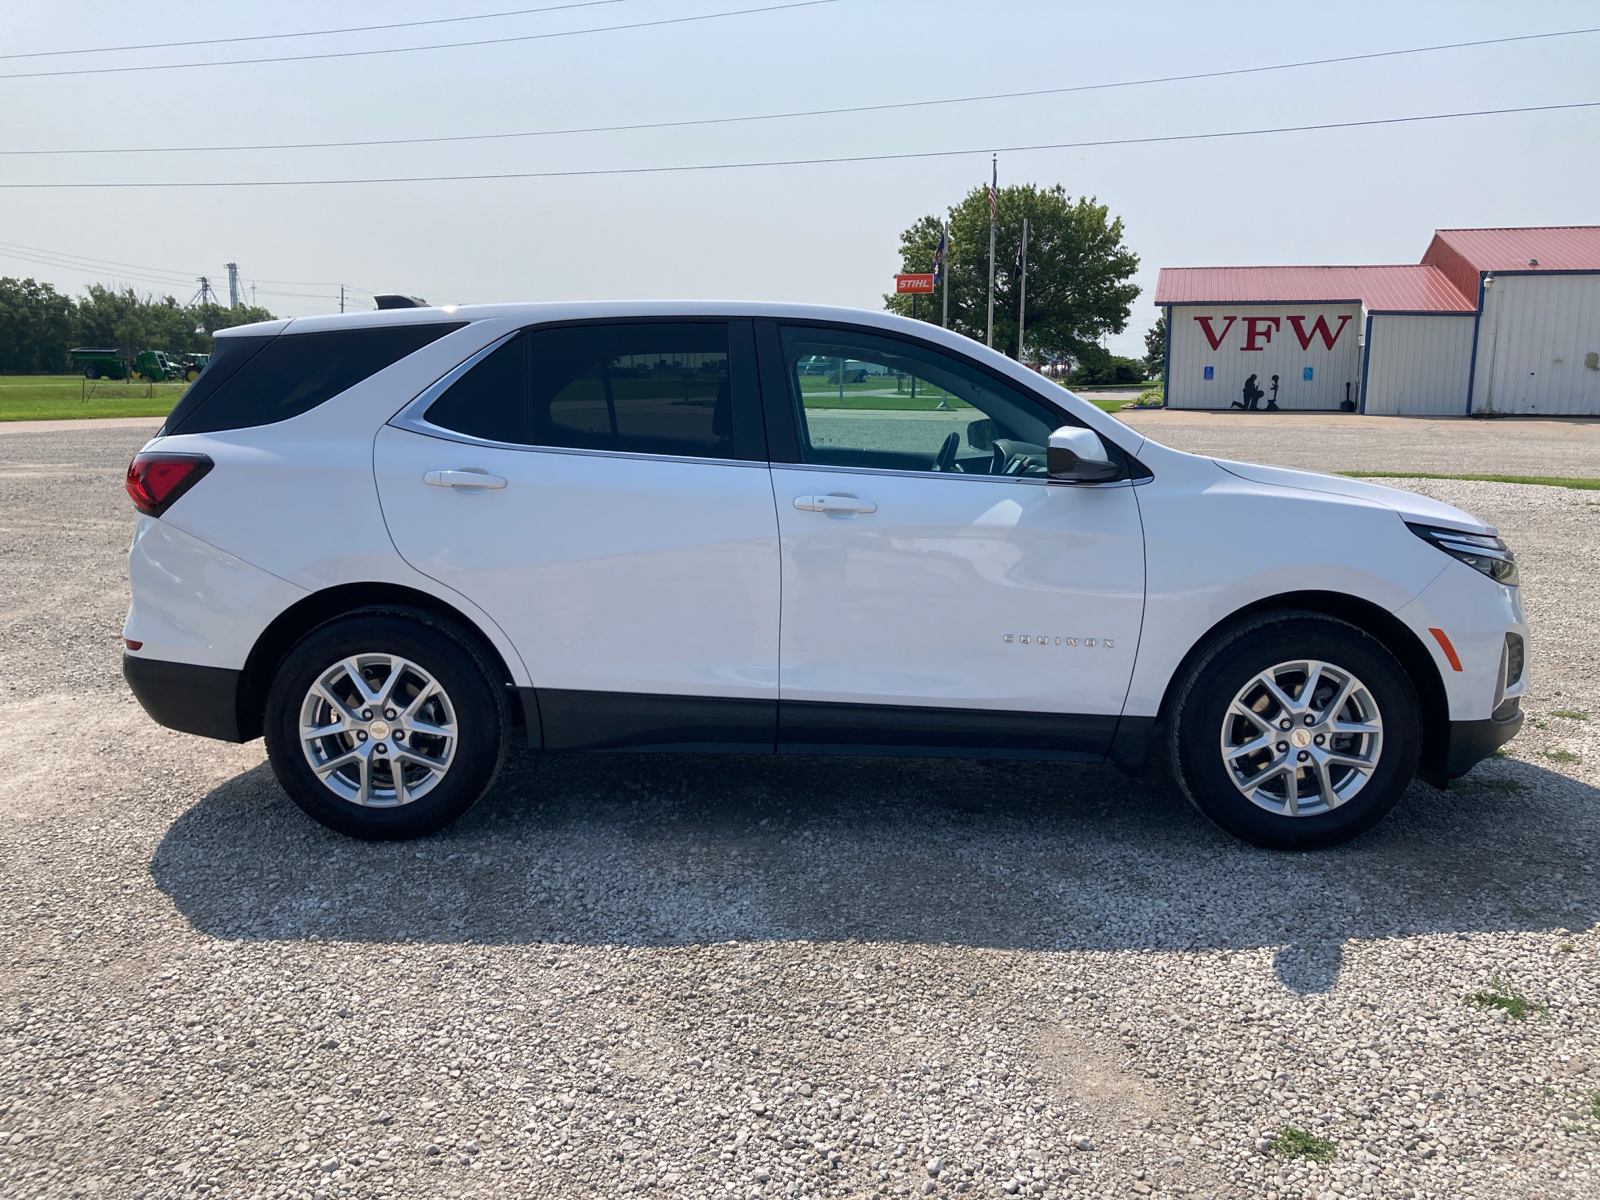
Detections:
[6, 25, 1595, 157]
[1, 100, 1593, 189]
[0, 238, 199, 281]
[0, 0, 635, 61]
[0, 0, 838, 82]
[0, 240, 371, 302]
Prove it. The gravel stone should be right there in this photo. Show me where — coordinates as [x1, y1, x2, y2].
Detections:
[0, 422, 1596, 1200]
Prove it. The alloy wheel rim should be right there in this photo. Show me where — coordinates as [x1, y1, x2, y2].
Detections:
[298, 653, 457, 807]
[1219, 658, 1383, 817]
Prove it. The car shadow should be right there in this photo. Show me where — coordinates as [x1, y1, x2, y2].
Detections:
[149, 749, 1598, 995]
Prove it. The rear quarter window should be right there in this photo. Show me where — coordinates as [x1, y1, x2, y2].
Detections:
[169, 323, 465, 436]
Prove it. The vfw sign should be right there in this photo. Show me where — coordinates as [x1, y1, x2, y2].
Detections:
[1193, 313, 1353, 352]
[1168, 304, 1362, 411]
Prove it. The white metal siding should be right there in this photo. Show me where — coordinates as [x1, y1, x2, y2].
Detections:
[1166, 303, 1363, 410]
[1361, 314, 1475, 416]
[1471, 273, 1600, 415]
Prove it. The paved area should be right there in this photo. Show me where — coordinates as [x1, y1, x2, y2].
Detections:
[0, 423, 1597, 1200]
[1117, 411, 1600, 480]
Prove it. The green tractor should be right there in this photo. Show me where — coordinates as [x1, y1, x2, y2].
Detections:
[70, 347, 201, 383]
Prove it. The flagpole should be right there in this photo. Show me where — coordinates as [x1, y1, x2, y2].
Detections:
[985, 156, 997, 348]
[1017, 216, 1029, 362]
[941, 219, 949, 329]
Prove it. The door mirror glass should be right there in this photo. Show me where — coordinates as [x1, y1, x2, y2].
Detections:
[1047, 426, 1122, 482]
[966, 418, 995, 451]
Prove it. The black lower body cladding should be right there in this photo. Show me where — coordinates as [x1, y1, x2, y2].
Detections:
[123, 655, 245, 743]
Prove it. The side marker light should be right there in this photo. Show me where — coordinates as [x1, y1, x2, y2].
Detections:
[1427, 627, 1463, 672]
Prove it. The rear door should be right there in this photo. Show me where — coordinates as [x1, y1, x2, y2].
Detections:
[374, 319, 781, 751]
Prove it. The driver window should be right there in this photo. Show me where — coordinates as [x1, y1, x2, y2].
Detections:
[778, 325, 1066, 476]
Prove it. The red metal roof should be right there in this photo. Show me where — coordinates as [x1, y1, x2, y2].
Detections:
[1154, 264, 1475, 313]
[1429, 226, 1600, 275]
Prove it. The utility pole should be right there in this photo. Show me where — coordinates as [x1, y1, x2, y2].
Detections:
[340, 285, 346, 314]
[195, 277, 213, 305]
[1017, 217, 1029, 362]
[986, 156, 997, 348]
[941, 219, 949, 330]
[225, 262, 241, 308]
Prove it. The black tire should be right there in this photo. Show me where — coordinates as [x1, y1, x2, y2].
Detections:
[263, 609, 509, 840]
[1166, 612, 1421, 850]
[84, 365, 100, 380]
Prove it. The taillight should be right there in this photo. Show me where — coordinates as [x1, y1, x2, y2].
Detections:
[125, 453, 213, 517]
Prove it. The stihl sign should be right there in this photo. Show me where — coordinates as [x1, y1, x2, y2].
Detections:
[895, 274, 936, 294]
[1194, 314, 1353, 352]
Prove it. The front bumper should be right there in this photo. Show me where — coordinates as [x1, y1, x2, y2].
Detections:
[123, 654, 247, 742]
[1443, 709, 1525, 780]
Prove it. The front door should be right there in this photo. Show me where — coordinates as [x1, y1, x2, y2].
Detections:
[760, 322, 1146, 758]
[375, 319, 781, 750]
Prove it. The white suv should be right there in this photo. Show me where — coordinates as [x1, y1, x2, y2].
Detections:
[121, 303, 1526, 849]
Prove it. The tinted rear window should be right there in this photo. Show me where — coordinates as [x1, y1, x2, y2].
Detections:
[423, 334, 528, 444]
[160, 334, 273, 433]
[171, 323, 465, 435]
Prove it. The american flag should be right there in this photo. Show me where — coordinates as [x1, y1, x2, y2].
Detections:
[989, 158, 997, 225]
[932, 226, 948, 285]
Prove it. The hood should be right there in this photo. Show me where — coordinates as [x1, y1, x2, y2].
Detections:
[1213, 460, 1494, 535]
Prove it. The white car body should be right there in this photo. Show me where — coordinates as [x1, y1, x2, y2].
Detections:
[122, 302, 1526, 795]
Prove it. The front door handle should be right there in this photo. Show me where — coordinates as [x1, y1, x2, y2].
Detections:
[793, 493, 877, 515]
[424, 469, 507, 491]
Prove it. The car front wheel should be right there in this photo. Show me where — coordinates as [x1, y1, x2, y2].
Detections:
[1167, 613, 1421, 850]
[263, 610, 508, 839]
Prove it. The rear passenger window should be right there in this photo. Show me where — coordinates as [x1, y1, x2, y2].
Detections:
[170, 322, 464, 436]
[533, 323, 732, 459]
[423, 334, 527, 445]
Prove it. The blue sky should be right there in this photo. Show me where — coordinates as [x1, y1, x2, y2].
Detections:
[2, 0, 1597, 357]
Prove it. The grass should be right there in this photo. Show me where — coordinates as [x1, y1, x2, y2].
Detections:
[1337, 471, 1600, 491]
[1544, 749, 1581, 765]
[1270, 1127, 1336, 1163]
[1589, 1092, 1600, 1122]
[0, 374, 185, 421]
[1552, 710, 1589, 721]
[1469, 976, 1548, 1021]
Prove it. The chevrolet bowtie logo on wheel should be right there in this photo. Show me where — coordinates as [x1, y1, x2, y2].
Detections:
[1003, 635, 1114, 648]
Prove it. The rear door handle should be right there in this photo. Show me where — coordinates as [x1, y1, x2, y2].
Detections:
[424, 469, 507, 491]
[793, 493, 876, 514]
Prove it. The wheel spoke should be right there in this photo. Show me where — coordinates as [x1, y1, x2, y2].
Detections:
[340, 657, 380, 706]
[1258, 674, 1301, 718]
[405, 716, 455, 741]
[1228, 701, 1275, 734]
[1299, 662, 1326, 706]
[1225, 732, 1276, 763]
[1332, 719, 1381, 737]
[312, 746, 363, 778]
[393, 745, 448, 777]
[1310, 759, 1338, 810]
[311, 682, 358, 723]
[1324, 750, 1377, 772]
[1322, 674, 1356, 721]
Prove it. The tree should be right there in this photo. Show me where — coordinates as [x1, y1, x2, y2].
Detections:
[884, 182, 1140, 363]
[0, 278, 77, 373]
[1143, 314, 1166, 379]
[0, 279, 279, 374]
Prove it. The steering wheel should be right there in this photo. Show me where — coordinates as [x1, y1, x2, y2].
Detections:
[932, 430, 962, 473]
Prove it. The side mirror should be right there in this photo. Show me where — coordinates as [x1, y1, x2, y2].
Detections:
[1047, 426, 1122, 482]
[966, 418, 995, 451]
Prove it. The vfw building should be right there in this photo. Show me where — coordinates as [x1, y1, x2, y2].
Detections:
[1156, 226, 1600, 416]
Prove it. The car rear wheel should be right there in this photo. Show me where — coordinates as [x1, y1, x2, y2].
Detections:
[263, 610, 508, 839]
[1167, 613, 1420, 850]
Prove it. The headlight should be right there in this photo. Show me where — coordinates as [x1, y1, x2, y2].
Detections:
[1406, 523, 1518, 586]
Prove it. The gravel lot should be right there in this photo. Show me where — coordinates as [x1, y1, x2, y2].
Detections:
[1, 422, 1596, 1200]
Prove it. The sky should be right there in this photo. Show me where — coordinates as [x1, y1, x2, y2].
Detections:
[2, 0, 1598, 359]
